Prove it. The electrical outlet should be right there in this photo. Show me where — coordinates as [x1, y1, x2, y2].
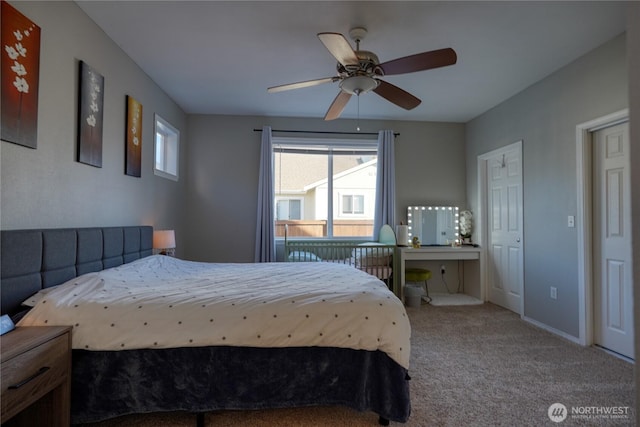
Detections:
[550, 287, 557, 300]
[440, 264, 446, 275]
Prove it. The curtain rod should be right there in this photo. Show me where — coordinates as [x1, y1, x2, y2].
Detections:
[253, 128, 399, 137]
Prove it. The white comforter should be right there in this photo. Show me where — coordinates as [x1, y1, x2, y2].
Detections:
[19, 256, 411, 368]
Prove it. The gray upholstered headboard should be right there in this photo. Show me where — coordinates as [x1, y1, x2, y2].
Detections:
[0, 226, 153, 317]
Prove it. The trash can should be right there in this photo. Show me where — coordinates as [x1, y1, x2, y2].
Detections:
[404, 284, 424, 308]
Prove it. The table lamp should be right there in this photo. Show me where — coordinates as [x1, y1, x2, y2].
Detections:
[153, 230, 176, 256]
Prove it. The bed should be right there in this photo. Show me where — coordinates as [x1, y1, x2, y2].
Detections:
[0, 226, 411, 425]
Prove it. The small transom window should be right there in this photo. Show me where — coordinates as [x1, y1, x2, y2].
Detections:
[154, 114, 179, 181]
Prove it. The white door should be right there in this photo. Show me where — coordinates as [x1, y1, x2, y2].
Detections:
[593, 122, 633, 359]
[486, 143, 524, 314]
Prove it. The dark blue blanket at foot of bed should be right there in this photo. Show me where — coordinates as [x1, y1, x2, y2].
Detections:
[71, 345, 411, 425]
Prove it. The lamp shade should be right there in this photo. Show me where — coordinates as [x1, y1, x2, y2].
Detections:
[153, 230, 176, 249]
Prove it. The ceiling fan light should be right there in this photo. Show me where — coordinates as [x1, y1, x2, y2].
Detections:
[339, 76, 378, 95]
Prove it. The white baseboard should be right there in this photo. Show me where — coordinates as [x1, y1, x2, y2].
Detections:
[522, 315, 582, 345]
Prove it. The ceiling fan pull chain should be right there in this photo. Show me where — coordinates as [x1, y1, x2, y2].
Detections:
[356, 91, 361, 131]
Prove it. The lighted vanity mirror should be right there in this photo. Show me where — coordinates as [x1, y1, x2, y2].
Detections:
[407, 206, 459, 246]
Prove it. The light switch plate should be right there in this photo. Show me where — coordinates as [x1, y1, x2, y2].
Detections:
[568, 215, 575, 228]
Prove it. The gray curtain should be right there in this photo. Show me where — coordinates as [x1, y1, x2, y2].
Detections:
[254, 126, 275, 262]
[373, 130, 396, 241]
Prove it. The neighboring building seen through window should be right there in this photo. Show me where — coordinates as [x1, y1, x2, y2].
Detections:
[273, 137, 377, 238]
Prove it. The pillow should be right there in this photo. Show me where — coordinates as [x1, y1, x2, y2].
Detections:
[287, 251, 321, 262]
[351, 243, 393, 267]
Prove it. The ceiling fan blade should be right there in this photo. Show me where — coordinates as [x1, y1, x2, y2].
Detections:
[377, 48, 457, 76]
[268, 77, 336, 93]
[373, 80, 421, 110]
[317, 32, 359, 67]
[324, 91, 352, 121]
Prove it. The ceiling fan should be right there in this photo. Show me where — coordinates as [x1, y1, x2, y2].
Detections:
[267, 27, 457, 121]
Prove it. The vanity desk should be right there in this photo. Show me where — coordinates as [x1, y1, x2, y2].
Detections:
[399, 205, 484, 302]
[397, 245, 483, 301]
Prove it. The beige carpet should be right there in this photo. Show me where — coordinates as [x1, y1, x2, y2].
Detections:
[428, 292, 483, 306]
[80, 303, 634, 426]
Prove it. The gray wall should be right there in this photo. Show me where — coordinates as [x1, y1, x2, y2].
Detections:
[185, 115, 465, 262]
[465, 33, 628, 338]
[0, 2, 188, 254]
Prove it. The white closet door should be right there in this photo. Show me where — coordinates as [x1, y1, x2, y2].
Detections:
[486, 144, 523, 315]
[593, 122, 633, 359]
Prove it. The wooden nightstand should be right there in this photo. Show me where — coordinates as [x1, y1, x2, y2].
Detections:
[1, 326, 72, 426]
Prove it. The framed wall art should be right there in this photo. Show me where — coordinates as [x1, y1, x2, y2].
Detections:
[77, 61, 104, 167]
[125, 95, 143, 177]
[1, 0, 41, 149]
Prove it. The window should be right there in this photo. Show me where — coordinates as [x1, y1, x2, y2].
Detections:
[273, 137, 377, 238]
[154, 114, 179, 181]
[341, 194, 365, 215]
[276, 198, 302, 220]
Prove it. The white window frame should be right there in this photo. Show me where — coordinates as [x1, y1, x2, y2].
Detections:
[275, 197, 304, 220]
[272, 136, 377, 239]
[154, 114, 179, 181]
[341, 193, 366, 216]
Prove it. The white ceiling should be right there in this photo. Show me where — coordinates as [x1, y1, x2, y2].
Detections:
[76, 1, 627, 123]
